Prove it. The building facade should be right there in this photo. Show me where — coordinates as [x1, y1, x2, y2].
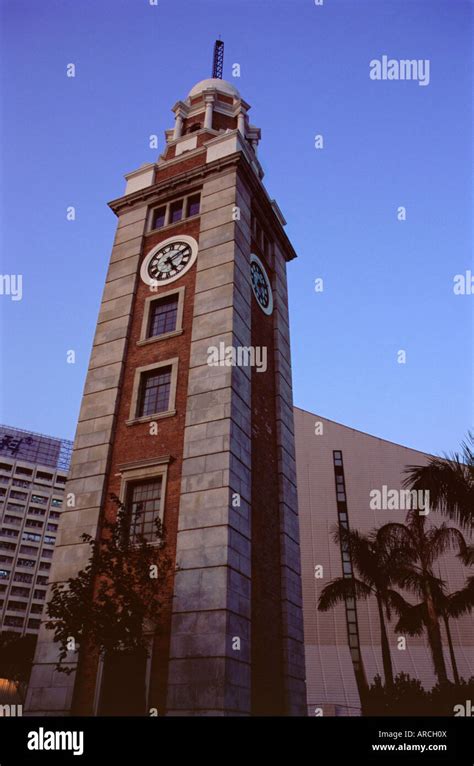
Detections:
[294, 408, 474, 716]
[25, 76, 306, 716]
[0, 425, 71, 636]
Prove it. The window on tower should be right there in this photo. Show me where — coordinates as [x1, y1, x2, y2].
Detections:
[187, 195, 201, 217]
[152, 206, 166, 230]
[169, 201, 183, 224]
[149, 192, 201, 233]
[148, 295, 178, 338]
[127, 479, 163, 544]
[138, 367, 172, 417]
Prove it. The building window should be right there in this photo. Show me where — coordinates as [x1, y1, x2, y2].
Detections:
[28, 618, 40, 630]
[152, 206, 166, 230]
[127, 479, 162, 544]
[148, 295, 178, 338]
[148, 192, 201, 232]
[128, 358, 178, 424]
[0, 569, 9, 579]
[138, 368, 172, 417]
[17, 558, 35, 567]
[15, 467, 32, 476]
[14, 572, 32, 583]
[11, 586, 30, 597]
[31, 495, 47, 505]
[51, 498, 62, 507]
[169, 200, 183, 224]
[139, 287, 185, 347]
[187, 194, 200, 217]
[4, 616, 24, 627]
[36, 471, 52, 482]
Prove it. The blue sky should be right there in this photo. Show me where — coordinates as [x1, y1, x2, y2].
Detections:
[0, 0, 472, 455]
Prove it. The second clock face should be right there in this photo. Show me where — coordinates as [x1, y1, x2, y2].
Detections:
[250, 253, 273, 315]
[141, 235, 198, 286]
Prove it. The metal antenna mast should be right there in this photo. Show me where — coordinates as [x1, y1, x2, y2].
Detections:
[212, 39, 224, 79]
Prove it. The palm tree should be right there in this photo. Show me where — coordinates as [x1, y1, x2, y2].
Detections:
[394, 575, 474, 685]
[318, 527, 409, 690]
[379, 510, 471, 685]
[404, 433, 474, 530]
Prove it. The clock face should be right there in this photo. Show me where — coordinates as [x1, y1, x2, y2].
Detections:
[250, 253, 273, 315]
[140, 235, 198, 287]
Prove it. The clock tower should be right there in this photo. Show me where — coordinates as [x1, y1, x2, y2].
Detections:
[26, 63, 306, 717]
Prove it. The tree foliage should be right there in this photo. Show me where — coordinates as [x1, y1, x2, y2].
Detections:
[45, 493, 173, 673]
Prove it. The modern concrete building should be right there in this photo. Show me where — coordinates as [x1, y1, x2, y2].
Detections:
[25, 73, 306, 716]
[0, 425, 72, 636]
[294, 408, 474, 716]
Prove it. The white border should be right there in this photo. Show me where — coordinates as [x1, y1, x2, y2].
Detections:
[140, 235, 199, 287]
[250, 253, 273, 316]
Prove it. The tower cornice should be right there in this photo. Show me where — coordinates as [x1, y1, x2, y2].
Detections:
[108, 150, 297, 262]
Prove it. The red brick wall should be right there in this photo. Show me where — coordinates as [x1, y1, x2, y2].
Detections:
[72, 218, 200, 715]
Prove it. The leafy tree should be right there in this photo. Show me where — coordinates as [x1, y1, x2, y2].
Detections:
[318, 527, 409, 691]
[45, 493, 172, 674]
[404, 433, 474, 530]
[379, 510, 471, 685]
[394, 575, 474, 685]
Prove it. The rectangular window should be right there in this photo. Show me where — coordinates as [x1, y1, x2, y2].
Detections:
[2, 517, 22, 527]
[169, 200, 183, 223]
[44, 535, 55, 545]
[14, 572, 32, 583]
[17, 558, 35, 567]
[39, 562, 51, 571]
[8, 600, 27, 612]
[187, 194, 200, 217]
[11, 586, 30, 597]
[128, 479, 162, 544]
[0, 569, 9, 579]
[33, 589, 46, 600]
[4, 616, 24, 627]
[36, 471, 53, 482]
[148, 296, 178, 338]
[152, 206, 166, 230]
[138, 367, 172, 417]
[12, 479, 30, 488]
[26, 519, 43, 529]
[10, 490, 27, 501]
[20, 545, 38, 555]
[1, 528, 18, 538]
[28, 618, 40, 629]
[15, 466, 32, 476]
[31, 495, 47, 505]
[51, 498, 62, 508]
[22, 533, 41, 543]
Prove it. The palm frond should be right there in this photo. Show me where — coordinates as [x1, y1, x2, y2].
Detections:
[318, 577, 372, 611]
